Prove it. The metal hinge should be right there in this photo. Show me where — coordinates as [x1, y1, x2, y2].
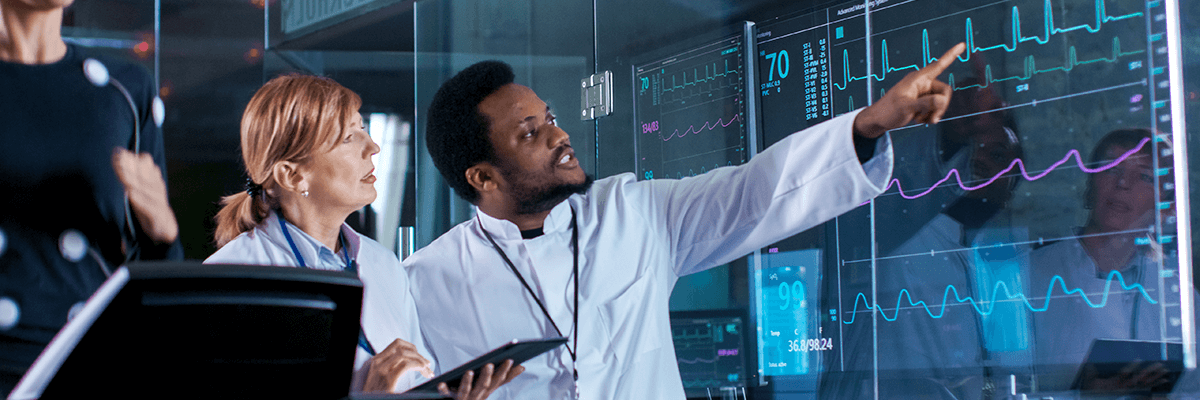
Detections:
[580, 71, 613, 120]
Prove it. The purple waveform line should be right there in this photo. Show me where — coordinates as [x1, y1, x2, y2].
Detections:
[659, 114, 741, 142]
[887, 137, 1151, 200]
[677, 356, 719, 364]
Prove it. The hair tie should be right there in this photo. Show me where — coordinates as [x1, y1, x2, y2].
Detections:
[245, 178, 263, 198]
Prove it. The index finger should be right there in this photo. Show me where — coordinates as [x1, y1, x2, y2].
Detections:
[923, 42, 965, 76]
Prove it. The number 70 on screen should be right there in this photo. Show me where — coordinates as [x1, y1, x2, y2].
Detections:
[762, 50, 790, 81]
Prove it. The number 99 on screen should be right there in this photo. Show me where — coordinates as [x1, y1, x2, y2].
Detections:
[777, 280, 806, 310]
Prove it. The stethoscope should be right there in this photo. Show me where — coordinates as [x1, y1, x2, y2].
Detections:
[274, 210, 376, 356]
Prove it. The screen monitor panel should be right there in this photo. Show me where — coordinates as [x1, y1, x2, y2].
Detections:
[10, 262, 363, 400]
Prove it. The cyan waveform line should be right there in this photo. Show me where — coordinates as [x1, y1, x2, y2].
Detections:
[842, 269, 1158, 324]
[658, 114, 741, 142]
[834, 0, 1143, 91]
[662, 59, 740, 93]
[886, 137, 1149, 200]
[970, 0, 1141, 53]
[678, 356, 720, 364]
[952, 37, 1143, 91]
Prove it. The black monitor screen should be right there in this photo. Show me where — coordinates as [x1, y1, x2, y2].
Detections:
[11, 262, 363, 400]
[670, 310, 750, 397]
[632, 27, 750, 181]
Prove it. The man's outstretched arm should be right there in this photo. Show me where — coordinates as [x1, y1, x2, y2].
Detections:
[644, 43, 967, 275]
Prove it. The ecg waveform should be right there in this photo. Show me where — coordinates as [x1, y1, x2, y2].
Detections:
[834, 0, 1144, 91]
[952, 37, 1142, 90]
[886, 136, 1150, 200]
[842, 269, 1158, 324]
[657, 114, 742, 142]
[661, 59, 741, 94]
[678, 357, 720, 364]
[968, 0, 1141, 51]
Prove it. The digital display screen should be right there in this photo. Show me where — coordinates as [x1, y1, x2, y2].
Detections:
[755, 249, 826, 377]
[634, 33, 749, 180]
[670, 312, 749, 394]
[751, 0, 1187, 392]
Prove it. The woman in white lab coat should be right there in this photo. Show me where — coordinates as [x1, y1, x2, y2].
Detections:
[205, 74, 520, 397]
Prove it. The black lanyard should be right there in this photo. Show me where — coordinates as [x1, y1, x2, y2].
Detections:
[276, 210, 374, 355]
[479, 207, 580, 387]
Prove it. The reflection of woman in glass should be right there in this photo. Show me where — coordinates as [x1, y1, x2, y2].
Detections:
[205, 75, 520, 397]
[1028, 128, 1173, 391]
[1078, 129, 1160, 273]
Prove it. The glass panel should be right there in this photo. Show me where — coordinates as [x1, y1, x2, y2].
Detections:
[596, 1, 784, 396]
[156, 1, 266, 258]
[754, 7, 877, 396]
[64, 1, 156, 77]
[1187, 2, 1200, 371]
[595, 0, 1198, 398]
[63, 1, 266, 259]
[1182, 0, 1200, 380]
[866, 0, 1189, 397]
[413, 0, 596, 247]
[263, 1, 418, 253]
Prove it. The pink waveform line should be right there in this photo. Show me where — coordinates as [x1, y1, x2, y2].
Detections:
[887, 137, 1151, 200]
[677, 356, 719, 364]
[659, 114, 741, 142]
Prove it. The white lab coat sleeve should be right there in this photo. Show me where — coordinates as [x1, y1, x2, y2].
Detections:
[350, 348, 372, 392]
[348, 349, 429, 394]
[639, 108, 893, 276]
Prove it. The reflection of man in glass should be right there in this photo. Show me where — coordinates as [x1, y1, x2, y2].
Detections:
[1027, 128, 1175, 392]
[882, 94, 1024, 397]
[831, 79, 1025, 400]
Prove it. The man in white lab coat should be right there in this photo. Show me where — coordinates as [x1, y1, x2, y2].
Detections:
[404, 43, 967, 399]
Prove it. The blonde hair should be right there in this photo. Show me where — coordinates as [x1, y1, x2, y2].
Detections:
[214, 74, 362, 247]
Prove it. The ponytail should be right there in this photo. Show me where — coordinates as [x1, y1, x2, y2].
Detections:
[213, 74, 360, 248]
[213, 191, 269, 247]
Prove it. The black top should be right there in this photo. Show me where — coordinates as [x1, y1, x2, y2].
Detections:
[852, 132, 882, 164]
[520, 227, 545, 239]
[0, 44, 181, 390]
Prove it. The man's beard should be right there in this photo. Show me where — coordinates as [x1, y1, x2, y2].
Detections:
[500, 165, 594, 215]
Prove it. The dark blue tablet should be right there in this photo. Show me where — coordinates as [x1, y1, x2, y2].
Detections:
[1070, 339, 1185, 393]
[405, 337, 568, 393]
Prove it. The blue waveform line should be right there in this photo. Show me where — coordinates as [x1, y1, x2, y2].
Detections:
[662, 59, 740, 93]
[841, 269, 1157, 324]
[887, 136, 1149, 199]
[834, 0, 1144, 91]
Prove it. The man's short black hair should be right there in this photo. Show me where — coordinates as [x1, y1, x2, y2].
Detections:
[425, 60, 515, 204]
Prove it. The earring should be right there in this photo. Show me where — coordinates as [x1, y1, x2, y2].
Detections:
[302, 190, 309, 198]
